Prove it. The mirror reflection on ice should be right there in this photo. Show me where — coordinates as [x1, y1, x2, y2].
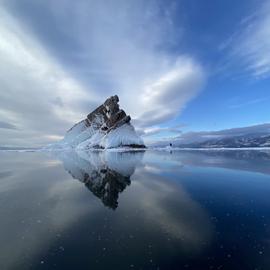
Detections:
[56, 150, 145, 209]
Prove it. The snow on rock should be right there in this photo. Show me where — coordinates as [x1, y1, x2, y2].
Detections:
[76, 130, 105, 150]
[99, 124, 144, 149]
[45, 95, 145, 150]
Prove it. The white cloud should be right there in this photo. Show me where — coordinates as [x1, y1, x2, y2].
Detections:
[0, 6, 99, 146]
[134, 58, 205, 127]
[49, 0, 205, 128]
[67, 0, 205, 128]
[137, 123, 187, 142]
[0, 0, 205, 146]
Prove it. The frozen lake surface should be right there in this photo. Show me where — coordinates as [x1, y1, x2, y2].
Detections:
[0, 149, 270, 270]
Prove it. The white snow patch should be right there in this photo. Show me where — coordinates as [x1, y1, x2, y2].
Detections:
[100, 124, 144, 149]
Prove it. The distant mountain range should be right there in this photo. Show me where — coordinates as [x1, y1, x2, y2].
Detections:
[152, 123, 270, 148]
[175, 134, 270, 148]
[0, 146, 38, 151]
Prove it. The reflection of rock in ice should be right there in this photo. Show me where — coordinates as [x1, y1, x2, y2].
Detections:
[58, 151, 144, 209]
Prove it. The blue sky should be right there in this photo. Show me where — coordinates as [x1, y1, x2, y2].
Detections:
[0, 0, 269, 146]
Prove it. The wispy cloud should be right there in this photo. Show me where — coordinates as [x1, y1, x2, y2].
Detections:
[0, 121, 17, 130]
[0, 6, 100, 146]
[134, 58, 205, 127]
[228, 97, 269, 109]
[225, 0, 270, 78]
[138, 124, 186, 137]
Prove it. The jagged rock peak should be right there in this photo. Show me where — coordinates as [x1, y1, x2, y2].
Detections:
[85, 95, 131, 131]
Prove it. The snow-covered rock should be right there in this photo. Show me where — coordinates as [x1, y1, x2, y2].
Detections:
[45, 95, 145, 150]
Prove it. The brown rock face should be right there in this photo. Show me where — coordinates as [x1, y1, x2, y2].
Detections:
[86, 95, 130, 131]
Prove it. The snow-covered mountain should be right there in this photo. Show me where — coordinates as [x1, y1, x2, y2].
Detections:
[46, 95, 145, 150]
[151, 123, 270, 149]
[183, 134, 270, 148]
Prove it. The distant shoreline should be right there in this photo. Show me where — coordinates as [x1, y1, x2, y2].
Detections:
[1, 146, 270, 152]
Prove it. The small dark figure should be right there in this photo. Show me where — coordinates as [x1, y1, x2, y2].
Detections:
[169, 143, 172, 147]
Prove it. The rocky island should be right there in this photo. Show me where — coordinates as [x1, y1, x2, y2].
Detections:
[46, 95, 145, 150]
